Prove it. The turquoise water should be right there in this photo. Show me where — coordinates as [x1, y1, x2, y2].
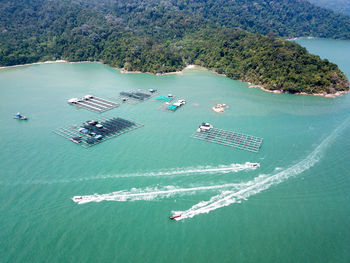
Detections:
[0, 38, 349, 262]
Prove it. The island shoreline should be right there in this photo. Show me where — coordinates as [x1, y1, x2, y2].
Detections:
[1, 60, 348, 98]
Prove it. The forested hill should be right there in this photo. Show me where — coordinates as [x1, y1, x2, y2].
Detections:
[1, 0, 350, 40]
[308, 0, 350, 16]
[0, 0, 349, 95]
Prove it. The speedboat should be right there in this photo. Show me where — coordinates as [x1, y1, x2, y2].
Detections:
[169, 215, 181, 219]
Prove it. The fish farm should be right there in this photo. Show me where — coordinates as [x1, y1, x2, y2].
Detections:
[118, 89, 158, 103]
[191, 124, 263, 153]
[67, 95, 119, 113]
[54, 116, 144, 148]
[160, 99, 186, 112]
[156, 95, 175, 102]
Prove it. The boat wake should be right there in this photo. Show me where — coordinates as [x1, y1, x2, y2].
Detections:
[72, 183, 249, 204]
[72, 119, 348, 220]
[172, 118, 348, 220]
[94, 162, 259, 179]
[6, 162, 259, 186]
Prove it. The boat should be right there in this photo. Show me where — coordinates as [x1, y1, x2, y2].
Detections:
[197, 122, 213, 132]
[71, 136, 82, 144]
[169, 215, 181, 219]
[13, 112, 28, 120]
[168, 99, 186, 111]
[83, 94, 94, 100]
[78, 128, 89, 134]
[212, 103, 228, 113]
[67, 98, 79, 104]
[94, 134, 103, 141]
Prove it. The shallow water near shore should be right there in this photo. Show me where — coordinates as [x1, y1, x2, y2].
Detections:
[0, 38, 350, 262]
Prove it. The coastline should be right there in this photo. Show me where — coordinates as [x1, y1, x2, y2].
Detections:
[285, 36, 316, 41]
[0, 60, 100, 70]
[186, 65, 349, 98]
[1, 61, 348, 98]
[120, 68, 184, 76]
[247, 84, 349, 98]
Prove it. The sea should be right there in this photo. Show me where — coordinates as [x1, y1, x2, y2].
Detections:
[0, 38, 349, 263]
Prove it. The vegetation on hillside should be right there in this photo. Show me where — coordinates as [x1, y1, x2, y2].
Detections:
[0, 0, 349, 94]
[308, 0, 350, 16]
[182, 30, 349, 94]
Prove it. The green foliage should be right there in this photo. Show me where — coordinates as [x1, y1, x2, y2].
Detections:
[181, 30, 349, 94]
[0, 0, 349, 94]
[308, 0, 350, 16]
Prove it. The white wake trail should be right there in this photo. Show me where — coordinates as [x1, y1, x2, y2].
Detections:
[72, 183, 251, 204]
[2, 162, 259, 186]
[71, 162, 259, 203]
[72, 119, 348, 221]
[173, 119, 349, 220]
[84, 162, 259, 180]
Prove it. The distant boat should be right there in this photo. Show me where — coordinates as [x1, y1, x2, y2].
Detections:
[13, 112, 28, 120]
[197, 122, 213, 132]
[71, 136, 82, 144]
[169, 215, 181, 219]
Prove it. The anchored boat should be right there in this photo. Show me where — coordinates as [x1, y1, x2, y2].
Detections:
[13, 112, 28, 120]
[197, 122, 213, 132]
[212, 103, 229, 113]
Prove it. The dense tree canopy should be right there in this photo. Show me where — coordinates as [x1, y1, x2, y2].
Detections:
[308, 0, 350, 16]
[0, 0, 349, 94]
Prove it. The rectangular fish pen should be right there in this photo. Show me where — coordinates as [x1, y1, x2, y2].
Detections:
[54, 116, 144, 148]
[68, 95, 120, 113]
[191, 126, 263, 153]
[118, 89, 158, 104]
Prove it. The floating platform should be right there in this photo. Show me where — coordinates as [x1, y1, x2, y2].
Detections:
[68, 95, 119, 113]
[156, 95, 175, 102]
[160, 99, 186, 112]
[118, 89, 158, 104]
[54, 116, 143, 148]
[191, 126, 263, 153]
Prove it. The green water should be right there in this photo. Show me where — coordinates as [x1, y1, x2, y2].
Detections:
[0, 38, 349, 262]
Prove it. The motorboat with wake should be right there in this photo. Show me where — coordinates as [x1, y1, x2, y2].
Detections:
[169, 215, 181, 220]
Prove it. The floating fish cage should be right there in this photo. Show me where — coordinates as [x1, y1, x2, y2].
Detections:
[156, 95, 175, 103]
[159, 99, 186, 112]
[191, 126, 263, 153]
[54, 116, 144, 148]
[67, 95, 119, 113]
[118, 89, 158, 104]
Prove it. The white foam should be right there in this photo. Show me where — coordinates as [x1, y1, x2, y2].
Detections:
[73, 119, 348, 221]
[4, 162, 259, 186]
[173, 119, 349, 220]
[85, 162, 260, 180]
[71, 183, 250, 204]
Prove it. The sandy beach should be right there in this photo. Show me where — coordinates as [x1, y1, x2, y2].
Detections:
[1, 61, 347, 98]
